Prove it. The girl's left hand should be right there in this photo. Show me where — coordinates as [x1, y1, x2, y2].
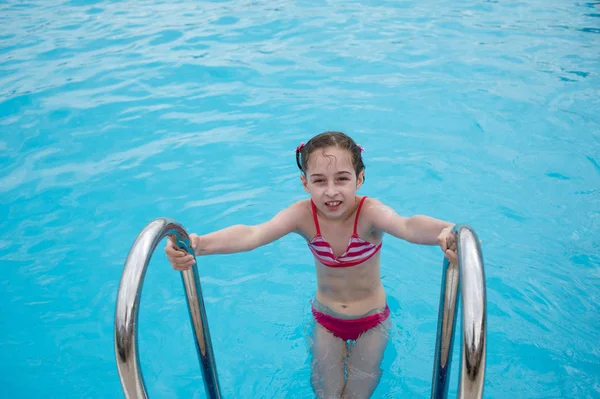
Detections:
[437, 226, 458, 264]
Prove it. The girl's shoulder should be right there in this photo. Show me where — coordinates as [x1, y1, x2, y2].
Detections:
[285, 199, 313, 240]
[360, 196, 398, 221]
[361, 196, 387, 213]
[286, 199, 312, 218]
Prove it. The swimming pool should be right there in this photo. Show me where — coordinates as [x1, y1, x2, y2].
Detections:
[1, 0, 598, 397]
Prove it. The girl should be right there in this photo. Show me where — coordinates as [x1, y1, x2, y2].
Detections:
[164, 131, 457, 399]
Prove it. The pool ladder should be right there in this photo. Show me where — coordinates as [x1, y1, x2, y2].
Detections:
[430, 225, 487, 398]
[114, 219, 486, 399]
[114, 218, 222, 399]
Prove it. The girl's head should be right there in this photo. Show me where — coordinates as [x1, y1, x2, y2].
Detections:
[296, 131, 365, 178]
[295, 131, 366, 217]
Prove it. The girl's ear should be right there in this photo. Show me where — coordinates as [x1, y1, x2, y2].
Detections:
[356, 170, 365, 189]
[300, 174, 310, 193]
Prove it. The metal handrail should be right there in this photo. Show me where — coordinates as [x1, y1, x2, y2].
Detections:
[114, 218, 222, 399]
[431, 225, 487, 399]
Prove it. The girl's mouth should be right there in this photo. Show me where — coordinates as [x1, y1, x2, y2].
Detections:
[325, 201, 342, 211]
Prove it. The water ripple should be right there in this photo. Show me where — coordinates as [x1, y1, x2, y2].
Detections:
[1, 0, 599, 398]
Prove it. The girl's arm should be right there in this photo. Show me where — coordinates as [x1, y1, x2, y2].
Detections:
[369, 199, 453, 244]
[195, 202, 301, 255]
[368, 200, 457, 263]
[165, 202, 302, 270]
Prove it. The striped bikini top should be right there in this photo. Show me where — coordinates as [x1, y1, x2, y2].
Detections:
[308, 196, 382, 268]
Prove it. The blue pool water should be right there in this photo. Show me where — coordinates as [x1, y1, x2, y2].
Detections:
[1, 0, 599, 397]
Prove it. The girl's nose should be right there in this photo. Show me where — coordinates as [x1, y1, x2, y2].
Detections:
[325, 182, 337, 196]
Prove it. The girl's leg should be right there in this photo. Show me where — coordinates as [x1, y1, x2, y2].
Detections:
[342, 319, 391, 399]
[310, 323, 348, 399]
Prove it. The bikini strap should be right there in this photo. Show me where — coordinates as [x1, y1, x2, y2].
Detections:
[310, 200, 321, 235]
[353, 196, 368, 235]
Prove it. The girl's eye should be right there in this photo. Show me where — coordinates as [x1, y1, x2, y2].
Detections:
[337, 177, 349, 181]
[314, 179, 325, 183]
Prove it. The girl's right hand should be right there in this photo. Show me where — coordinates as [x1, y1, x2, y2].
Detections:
[164, 234, 199, 271]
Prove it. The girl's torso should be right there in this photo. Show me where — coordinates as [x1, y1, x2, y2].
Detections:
[295, 197, 387, 316]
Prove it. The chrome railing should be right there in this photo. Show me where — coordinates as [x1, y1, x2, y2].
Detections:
[114, 218, 222, 399]
[431, 225, 487, 399]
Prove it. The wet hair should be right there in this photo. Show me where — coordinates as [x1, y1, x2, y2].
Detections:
[295, 131, 365, 180]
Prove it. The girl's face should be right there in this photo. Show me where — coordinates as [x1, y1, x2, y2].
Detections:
[301, 146, 364, 219]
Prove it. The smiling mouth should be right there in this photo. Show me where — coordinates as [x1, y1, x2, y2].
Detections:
[325, 201, 342, 208]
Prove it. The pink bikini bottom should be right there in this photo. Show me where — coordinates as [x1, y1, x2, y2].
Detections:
[311, 301, 390, 341]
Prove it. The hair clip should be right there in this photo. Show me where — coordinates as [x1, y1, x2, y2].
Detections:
[358, 144, 364, 152]
[295, 142, 305, 172]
